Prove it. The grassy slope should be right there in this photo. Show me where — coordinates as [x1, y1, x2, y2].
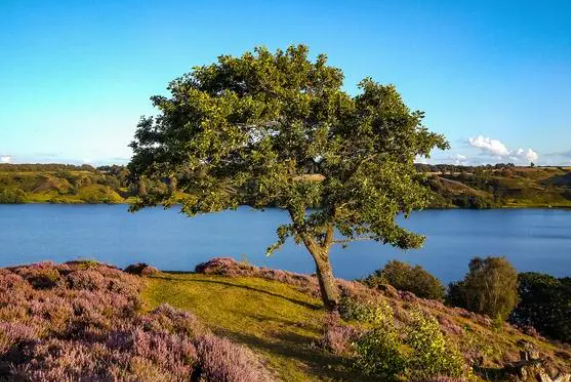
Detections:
[141, 272, 571, 382]
[427, 167, 571, 208]
[142, 273, 377, 382]
[0, 170, 124, 204]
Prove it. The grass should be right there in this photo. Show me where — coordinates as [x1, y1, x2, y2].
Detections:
[142, 272, 377, 382]
[141, 267, 571, 382]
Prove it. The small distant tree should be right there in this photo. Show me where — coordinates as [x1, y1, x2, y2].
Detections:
[447, 256, 519, 320]
[363, 260, 445, 300]
[128, 45, 448, 311]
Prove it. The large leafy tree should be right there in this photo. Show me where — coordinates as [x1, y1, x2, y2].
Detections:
[128, 45, 448, 310]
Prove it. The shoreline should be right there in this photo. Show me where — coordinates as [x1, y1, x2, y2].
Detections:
[2, 201, 571, 210]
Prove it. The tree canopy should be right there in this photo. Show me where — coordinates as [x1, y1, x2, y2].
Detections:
[511, 272, 571, 343]
[129, 45, 448, 309]
[447, 256, 519, 321]
[363, 260, 446, 300]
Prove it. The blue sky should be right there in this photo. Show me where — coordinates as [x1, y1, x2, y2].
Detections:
[1, 0, 570, 166]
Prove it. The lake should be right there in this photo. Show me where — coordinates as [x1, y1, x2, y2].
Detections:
[0, 205, 570, 283]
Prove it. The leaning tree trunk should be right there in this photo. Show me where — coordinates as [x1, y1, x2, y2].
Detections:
[305, 243, 339, 311]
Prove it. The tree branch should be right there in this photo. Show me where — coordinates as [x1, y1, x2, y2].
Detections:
[332, 236, 376, 245]
[322, 223, 335, 249]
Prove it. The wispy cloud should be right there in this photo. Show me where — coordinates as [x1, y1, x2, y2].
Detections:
[1, 155, 12, 163]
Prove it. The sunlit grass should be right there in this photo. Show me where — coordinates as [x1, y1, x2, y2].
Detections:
[142, 272, 376, 382]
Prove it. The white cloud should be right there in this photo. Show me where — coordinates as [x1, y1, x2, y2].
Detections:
[468, 136, 510, 156]
[449, 153, 468, 165]
[467, 136, 539, 164]
[1, 155, 12, 164]
[518, 148, 538, 163]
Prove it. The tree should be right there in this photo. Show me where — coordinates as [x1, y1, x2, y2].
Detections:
[447, 256, 519, 320]
[128, 45, 448, 311]
[510, 272, 571, 343]
[363, 260, 445, 300]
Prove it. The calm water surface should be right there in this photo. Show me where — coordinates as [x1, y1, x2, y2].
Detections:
[0, 205, 570, 282]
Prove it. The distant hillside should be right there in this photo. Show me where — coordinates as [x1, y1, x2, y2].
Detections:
[418, 164, 571, 209]
[1, 163, 571, 208]
[0, 164, 132, 204]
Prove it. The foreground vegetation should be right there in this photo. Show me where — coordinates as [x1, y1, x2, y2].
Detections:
[146, 258, 571, 382]
[0, 261, 274, 381]
[2, 163, 571, 208]
[1, 258, 570, 381]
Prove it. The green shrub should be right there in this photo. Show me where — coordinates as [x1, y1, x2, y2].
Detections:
[363, 260, 445, 300]
[339, 297, 392, 325]
[405, 311, 465, 380]
[354, 323, 406, 379]
[347, 298, 467, 380]
[352, 300, 406, 379]
[0, 188, 27, 203]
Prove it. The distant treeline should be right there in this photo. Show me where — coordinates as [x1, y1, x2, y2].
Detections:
[1, 163, 571, 207]
[0, 163, 99, 172]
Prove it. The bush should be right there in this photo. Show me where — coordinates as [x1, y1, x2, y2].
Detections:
[353, 302, 406, 380]
[125, 262, 160, 276]
[363, 260, 445, 300]
[405, 311, 465, 380]
[510, 272, 571, 344]
[0, 188, 27, 203]
[350, 300, 467, 380]
[338, 294, 392, 325]
[321, 312, 358, 355]
[446, 256, 519, 321]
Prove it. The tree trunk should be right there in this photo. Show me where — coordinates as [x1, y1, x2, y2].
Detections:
[308, 247, 339, 311]
[289, 209, 340, 311]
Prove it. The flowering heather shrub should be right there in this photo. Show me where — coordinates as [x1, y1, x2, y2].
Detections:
[124, 263, 160, 276]
[138, 304, 204, 338]
[321, 312, 359, 355]
[195, 257, 257, 277]
[195, 333, 274, 382]
[11, 261, 61, 289]
[436, 315, 464, 337]
[66, 269, 108, 291]
[0, 322, 38, 353]
[0, 261, 274, 382]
